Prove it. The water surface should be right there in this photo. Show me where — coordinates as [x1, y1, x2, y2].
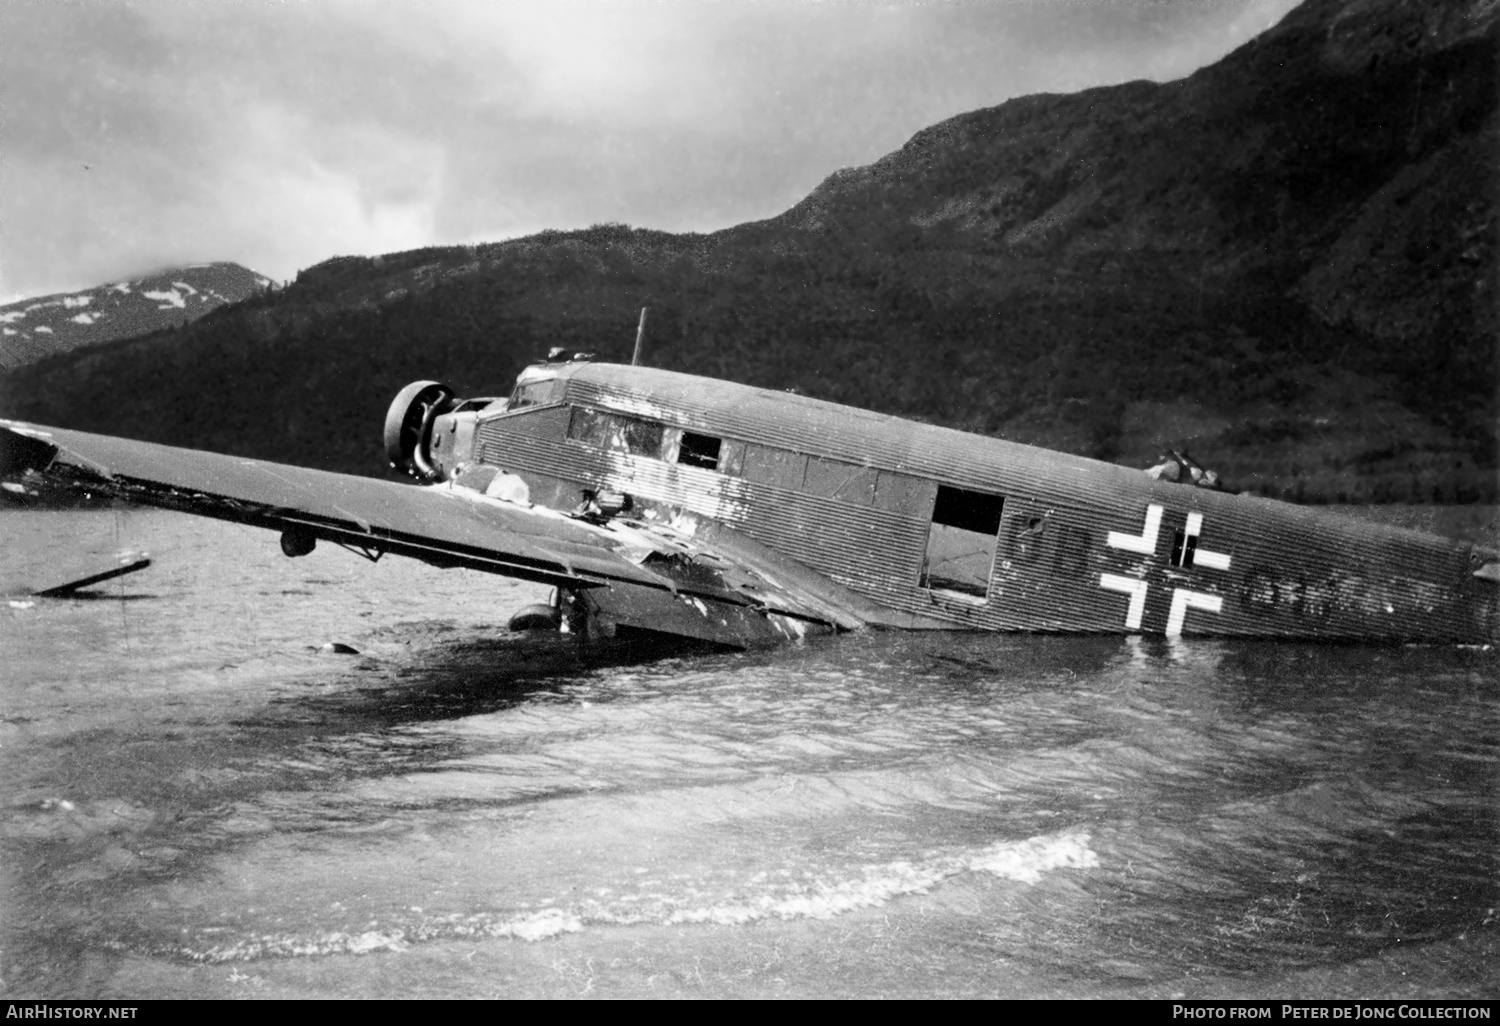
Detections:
[1, 509, 1495, 998]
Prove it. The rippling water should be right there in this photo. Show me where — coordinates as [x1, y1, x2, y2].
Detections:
[1, 509, 1496, 998]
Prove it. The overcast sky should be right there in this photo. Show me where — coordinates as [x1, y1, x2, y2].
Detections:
[0, 0, 1301, 302]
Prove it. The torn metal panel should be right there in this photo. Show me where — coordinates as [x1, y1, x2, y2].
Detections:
[573, 581, 832, 648]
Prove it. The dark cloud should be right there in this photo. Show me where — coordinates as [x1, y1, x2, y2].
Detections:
[0, 0, 1300, 300]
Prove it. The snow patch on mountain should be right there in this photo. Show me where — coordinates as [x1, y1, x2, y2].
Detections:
[1, 261, 271, 371]
[143, 289, 187, 309]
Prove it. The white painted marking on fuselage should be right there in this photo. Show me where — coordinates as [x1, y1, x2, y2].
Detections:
[1184, 511, 1231, 571]
[1100, 573, 1148, 629]
[1194, 550, 1231, 571]
[1165, 588, 1223, 637]
[1108, 504, 1162, 555]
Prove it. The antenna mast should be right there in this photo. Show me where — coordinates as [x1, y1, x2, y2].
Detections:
[631, 307, 649, 366]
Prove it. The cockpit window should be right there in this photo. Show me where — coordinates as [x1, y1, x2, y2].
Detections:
[509, 379, 558, 409]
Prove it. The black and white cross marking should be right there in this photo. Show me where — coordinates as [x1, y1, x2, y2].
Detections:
[1098, 504, 1233, 636]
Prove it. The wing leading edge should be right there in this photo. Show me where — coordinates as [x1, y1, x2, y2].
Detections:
[0, 421, 867, 645]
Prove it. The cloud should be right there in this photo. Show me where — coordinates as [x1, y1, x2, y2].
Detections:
[1, 2, 455, 296]
[0, 0, 1302, 302]
[212, 102, 445, 272]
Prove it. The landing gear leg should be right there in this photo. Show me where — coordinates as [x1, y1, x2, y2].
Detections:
[559, 589, 615, 642]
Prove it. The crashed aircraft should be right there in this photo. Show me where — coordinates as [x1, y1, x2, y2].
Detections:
[2, 358, 1495, 647]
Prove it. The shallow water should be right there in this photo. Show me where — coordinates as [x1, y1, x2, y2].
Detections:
[1, 508, 1496, 998]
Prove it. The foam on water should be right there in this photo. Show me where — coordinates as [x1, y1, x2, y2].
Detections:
[112, 828, 1097, 962]
[150, 908, 587, 963]
[656, 829, 1099, 927]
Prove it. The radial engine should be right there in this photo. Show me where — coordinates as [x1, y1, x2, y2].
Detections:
[383, 380, 506, 483]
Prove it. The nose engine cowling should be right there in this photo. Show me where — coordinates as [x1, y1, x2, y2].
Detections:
[384, 380, 456, 481]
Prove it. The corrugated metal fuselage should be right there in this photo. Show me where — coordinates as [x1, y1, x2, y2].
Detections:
[432, 363, 1496, 642]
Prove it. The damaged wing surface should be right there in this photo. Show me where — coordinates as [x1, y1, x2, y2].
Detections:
[0, 421, 866, 645]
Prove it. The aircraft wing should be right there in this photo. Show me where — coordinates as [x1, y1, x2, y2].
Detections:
[0, 421, 870, 645]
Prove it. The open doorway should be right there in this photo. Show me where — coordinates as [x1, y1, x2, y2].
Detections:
[922, 485, 1004, 600]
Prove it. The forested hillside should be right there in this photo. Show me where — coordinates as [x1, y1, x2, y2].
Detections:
[3, 0, 1494, 502]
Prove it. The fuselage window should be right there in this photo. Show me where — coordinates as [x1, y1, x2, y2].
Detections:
[803, 457, 877, 505]
[740, 444, 808, 490]
[567, 407, 665, 458]
[567, 407, 609, 446]
[620, 419, 664, 457]
[678, 432, 722, 470]
[922, 485, 1005, 599]
[873, 470, 935, 514]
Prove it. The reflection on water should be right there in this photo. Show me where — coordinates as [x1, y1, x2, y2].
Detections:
[1, 510, 1496, 998]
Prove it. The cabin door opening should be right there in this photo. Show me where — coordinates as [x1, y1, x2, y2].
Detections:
[922, 486, 1004, 601]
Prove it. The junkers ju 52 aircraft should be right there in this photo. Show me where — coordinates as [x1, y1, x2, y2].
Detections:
[2, 355, 1496, 646]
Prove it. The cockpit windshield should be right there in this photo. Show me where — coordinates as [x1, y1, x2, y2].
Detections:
[509, 367, 561, 409]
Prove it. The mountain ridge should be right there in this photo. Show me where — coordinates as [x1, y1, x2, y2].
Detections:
[0, 262, 272, 371]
